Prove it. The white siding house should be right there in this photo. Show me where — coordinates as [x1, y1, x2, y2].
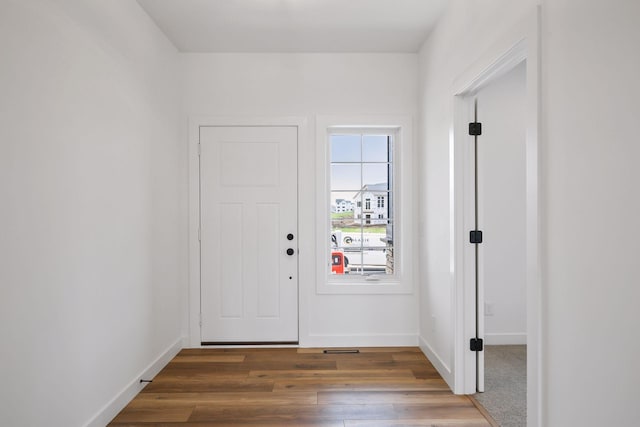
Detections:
[353, 183, 389, 225]
[332, 199, 354, 213]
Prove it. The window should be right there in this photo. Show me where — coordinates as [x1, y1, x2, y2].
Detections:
[329, 132, 394, 276]
[317, 115, 412, 294]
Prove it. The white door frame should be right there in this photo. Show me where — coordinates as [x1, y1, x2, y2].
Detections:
[188, 116, 309, 348]
[450, 8, 542, 427]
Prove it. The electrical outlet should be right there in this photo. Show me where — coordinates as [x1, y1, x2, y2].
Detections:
[431, 315, 436, 332]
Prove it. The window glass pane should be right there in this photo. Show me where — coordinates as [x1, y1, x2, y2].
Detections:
[362, 164, 389, 188]
[330, 191, 357, 234]
[331, 164, 361, 191]
[330, 191, 357, 215]
[344, 248, 363, 274]
[331, 134, 361, 162]
[329, 249, 349, 274]
[362, 135, 389, 162]
[329, 130, 394, 277]
[341, 248, 388, 275]
[329, 247, 363, 275]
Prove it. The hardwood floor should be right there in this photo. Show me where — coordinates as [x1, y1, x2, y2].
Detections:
[109, 347, 491, 426]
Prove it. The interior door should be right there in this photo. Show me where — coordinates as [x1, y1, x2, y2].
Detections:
[471, 99, 485, 393]
[200, 126, 298, 343]
[474, 61, 528, 392]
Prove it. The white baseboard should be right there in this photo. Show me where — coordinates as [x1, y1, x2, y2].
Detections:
[84, 336, 184, 427]
[301, 333, 418, 348]
[419, 335, 454, 390]
[484, 332, 527, 345]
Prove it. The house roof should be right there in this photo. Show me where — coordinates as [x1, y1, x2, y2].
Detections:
[353, 183, 388, 199]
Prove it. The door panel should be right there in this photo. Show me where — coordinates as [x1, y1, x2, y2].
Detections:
[256, 203, 281, 318]
[200, 126, 298, 343]
[219, 203, 243, 318]
[471, 99, 485, 393]
[473, 61, 527, 392]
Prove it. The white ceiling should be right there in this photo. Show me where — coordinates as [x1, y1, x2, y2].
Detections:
[136, 0, 447, 53]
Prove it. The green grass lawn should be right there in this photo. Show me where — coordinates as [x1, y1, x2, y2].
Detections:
[333, 226, 386, 233]
[331, 212, 354, 219]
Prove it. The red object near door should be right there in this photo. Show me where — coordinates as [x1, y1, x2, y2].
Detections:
[331, 251, 345, 274]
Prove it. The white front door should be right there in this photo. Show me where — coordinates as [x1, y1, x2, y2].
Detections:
[200, 126, 298, 343]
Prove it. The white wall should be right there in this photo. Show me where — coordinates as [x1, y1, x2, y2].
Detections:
[541, 0, 640, 425]
[0, 1, 185, 426]
[182, 53, 419, 346]
[477, 62, 527, 344]
[417, 0, 538, 386]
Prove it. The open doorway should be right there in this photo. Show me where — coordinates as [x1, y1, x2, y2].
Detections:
[471, 61, 527, 427]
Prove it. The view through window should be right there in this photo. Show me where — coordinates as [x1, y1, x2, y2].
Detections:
[329, 132, 394, 276]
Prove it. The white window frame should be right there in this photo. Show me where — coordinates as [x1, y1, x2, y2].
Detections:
[315, 115, 414, 295]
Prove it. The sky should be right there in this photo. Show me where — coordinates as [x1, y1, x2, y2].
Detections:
[330, 134, 391, 205]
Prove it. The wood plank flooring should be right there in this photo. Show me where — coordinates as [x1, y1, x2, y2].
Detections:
[109, 347, 491, 426]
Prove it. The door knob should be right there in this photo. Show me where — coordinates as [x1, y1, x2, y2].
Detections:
[287, 233, 294, 240]
[286, 248, 295, 256]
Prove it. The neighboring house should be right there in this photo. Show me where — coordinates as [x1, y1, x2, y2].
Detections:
[332, 198, 354, 213]
[353, 183, 389, 225]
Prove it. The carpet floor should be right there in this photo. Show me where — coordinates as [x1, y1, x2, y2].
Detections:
[473, 345, 526, 427]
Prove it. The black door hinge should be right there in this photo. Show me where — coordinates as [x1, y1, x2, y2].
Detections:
[469, 122, 482, 136]
[470, 230, 483, 244]
[470, 338, 484, 352]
